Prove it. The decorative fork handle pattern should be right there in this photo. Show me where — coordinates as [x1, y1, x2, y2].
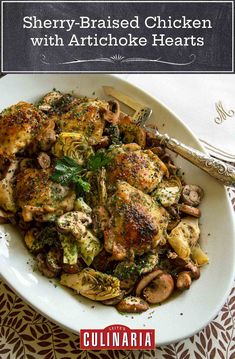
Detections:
[153, 131, 235, 187]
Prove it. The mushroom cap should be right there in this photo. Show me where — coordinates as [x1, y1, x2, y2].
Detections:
[116, 296, 149, 313]
[176, 271, 192, 291]
[57, 211, 91, 238]
[103, 100, 120, 124]
[181, 185, 204, 207]
[37, 152, 51, 169]
[36, 253, 58, 278]
[185, 262, 201, 279]
[102, 291, 125, 306]
[179, 203, 201, 218]
[136, 268, 163, 297]
[142, 272, 174, 304]
[46, 247, 62, 273]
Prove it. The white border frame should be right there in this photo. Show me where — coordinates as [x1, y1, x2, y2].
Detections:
[1, 0, 234, 73]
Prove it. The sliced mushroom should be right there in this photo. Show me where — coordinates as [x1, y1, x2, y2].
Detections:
[62, 261, 84, 274]
[176, 261, 201, 291]
[136, 269, 163, 297]
[57, 211, 91, 238]
[102, 291, 125, 306]
[185, 262, 200, 279]
[161, 153, 174, 166]
[142, 272, 174, 304]
[103, 100, 120, 124]
[167, 206, 181, 231]
[119, 278, 136, 290]
[181, 185, 204, 207]
[38, 91, 63, 112]
[165, 252, 188, 273]
[167, 163, 178, 175]
[46, 247, 62, 274]
[37, 152, 51, 169]
[179, 204, 201, 218]
[116, 296, 149, 313]
[36, 253, 57, 278]
[176, 271, 192, 290]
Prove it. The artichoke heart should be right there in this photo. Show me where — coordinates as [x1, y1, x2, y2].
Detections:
[79, 230, 102, 266]
[191, 245, 209, 266]
[167, 217, 200, 261]
[152, 176, 182, 207]
[53, 132, 94, 165]
[61, 268, 122, 301]
[59, 233, 79, 265]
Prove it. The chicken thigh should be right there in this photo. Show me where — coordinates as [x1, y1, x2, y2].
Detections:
[15, 168, 76, 221]
[104, 181, 169, 260]
[0, 102, 55, 168]
[106, 144, 168, 193]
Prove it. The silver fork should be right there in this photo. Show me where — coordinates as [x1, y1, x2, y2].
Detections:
[199, 139, 235, 163]
[103, 86, 235, 187]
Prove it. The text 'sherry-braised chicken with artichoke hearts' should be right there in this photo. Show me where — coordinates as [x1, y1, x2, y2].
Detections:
[0, 89, 208, 313]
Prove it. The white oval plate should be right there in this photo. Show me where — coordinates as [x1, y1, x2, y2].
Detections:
[0, 74, 234, 346]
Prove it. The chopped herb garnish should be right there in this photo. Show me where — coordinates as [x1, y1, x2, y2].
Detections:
[51, 156, 83, 186]
[87, 151, 111, 171]
[51, 153, 110, 194]
[51, 156, 90, 194]
[75, 176, 91, 193]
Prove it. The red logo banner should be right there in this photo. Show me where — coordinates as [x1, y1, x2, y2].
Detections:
[80, 325, 155, 350]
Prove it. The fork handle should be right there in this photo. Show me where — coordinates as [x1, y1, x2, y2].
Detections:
[154, 131, 235, 187]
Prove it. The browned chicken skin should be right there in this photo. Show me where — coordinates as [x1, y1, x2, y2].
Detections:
[104, 181, 169, 260]
[15, 168, 76, 221]
[58, 100, 109, 145]
[0, 102, 55, 169]
[106, 144, 168, 193]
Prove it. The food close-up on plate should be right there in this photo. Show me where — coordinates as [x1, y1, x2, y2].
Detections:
[0, 74, 234, 346]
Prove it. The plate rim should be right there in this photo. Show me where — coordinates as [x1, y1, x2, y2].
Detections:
[0, 73, 235, 346]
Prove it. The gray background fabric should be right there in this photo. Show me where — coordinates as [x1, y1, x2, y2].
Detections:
[2, 1, 233, 73]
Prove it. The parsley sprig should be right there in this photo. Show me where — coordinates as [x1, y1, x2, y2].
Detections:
[51, 156, 90, 194]
[51, 152, 111, 194]
[87, 151, 112, 171]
